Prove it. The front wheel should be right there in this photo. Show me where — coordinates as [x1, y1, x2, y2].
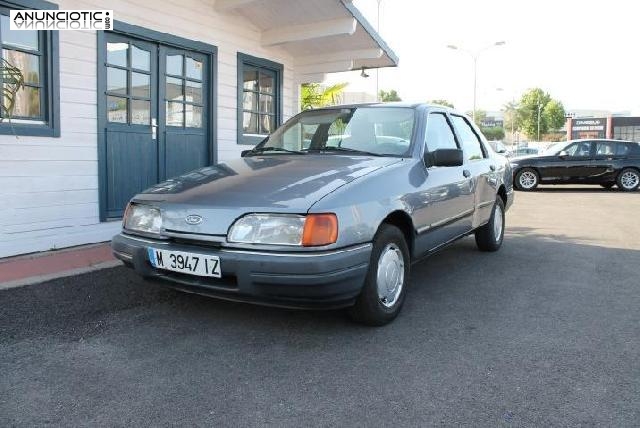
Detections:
[515, 168, 539, 191]
[617, 168, 640, 191]
[349, 224, 410, 326]
[475, 196, 505, 252]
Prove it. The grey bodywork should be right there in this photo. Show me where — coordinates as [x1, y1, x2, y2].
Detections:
[128, 104, 514, 259]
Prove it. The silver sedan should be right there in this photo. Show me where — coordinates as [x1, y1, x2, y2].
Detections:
[112, 103, 514, 325]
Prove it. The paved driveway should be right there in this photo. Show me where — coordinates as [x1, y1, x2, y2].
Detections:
[2, 186, 639, 426]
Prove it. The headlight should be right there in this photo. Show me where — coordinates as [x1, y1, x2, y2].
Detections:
[123, 204, 162, 235]
[228, 213, 338, 246]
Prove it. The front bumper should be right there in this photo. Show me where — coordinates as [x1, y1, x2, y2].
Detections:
[111, 233, 371, 309]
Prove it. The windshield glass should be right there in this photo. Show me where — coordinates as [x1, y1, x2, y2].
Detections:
[253, 107, 415, 157]
[543, 141, 568, 155]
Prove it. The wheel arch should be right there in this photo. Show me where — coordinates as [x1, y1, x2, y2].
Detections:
[380, 210, 415, 258]
[497, 184, 507, 206]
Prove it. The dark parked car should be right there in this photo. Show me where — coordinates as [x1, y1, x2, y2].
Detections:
[112, 103, 514, 325]
[512, 147, 539, 157]
[511, 139, 640, 191]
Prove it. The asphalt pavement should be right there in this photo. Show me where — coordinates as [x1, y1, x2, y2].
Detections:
[2, 186, 639, 426]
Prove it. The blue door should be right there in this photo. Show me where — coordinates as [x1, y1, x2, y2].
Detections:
[102, 34, 211, 219]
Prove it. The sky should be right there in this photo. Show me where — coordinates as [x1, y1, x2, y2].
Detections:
[325, 0, 640, 114]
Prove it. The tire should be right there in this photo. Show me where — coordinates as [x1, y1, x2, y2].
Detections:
[600, 182, 615, 189]
[514, 168, 539, 191]
[349, 224, 410, 326]
[475, 196, 505, 252]
[616, 168, 640, 191]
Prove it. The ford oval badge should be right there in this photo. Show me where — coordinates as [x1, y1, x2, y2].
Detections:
[185, 215, 203, 225]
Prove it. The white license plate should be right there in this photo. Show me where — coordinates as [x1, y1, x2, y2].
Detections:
[147, 248, 221, 278]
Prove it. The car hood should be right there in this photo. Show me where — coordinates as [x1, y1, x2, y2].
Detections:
[133, 155, 401, 235]
[511, 154, 550, 162]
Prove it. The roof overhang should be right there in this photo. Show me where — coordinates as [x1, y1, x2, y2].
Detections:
[215, 0, 399, 83]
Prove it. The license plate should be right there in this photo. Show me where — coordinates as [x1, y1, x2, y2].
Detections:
[147, 248, 221, 278]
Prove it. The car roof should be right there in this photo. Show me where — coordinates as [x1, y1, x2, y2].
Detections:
[307, 102, 465, 115]
[568, 138, 635, 144]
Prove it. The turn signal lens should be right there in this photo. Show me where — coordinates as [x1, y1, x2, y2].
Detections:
[302, 214, 338, 247]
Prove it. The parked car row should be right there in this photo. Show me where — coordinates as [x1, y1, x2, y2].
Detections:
[510, 139, 640, 191]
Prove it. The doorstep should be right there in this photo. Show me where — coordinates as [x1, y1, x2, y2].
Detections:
[0, 243, 121, 290]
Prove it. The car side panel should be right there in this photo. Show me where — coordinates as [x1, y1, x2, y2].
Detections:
[309, 159, 474, 260]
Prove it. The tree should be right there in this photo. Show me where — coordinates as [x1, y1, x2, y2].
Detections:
[465, 110, 487, 127]
[481, 126, 505, 141]
[300, 82, 348, 110]
[379, 89, 401, 102]
[544, 99, 566, 131]
[428, 99, 454, 108]
[517, 88, 565, 139]
[502, 100, 520, 135]
[0, 58, 24, 123]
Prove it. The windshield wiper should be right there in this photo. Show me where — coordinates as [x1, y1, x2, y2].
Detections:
[248, 146, 306, 155]
[309, 146, 385, 157]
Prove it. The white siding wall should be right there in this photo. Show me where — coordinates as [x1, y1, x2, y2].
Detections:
[0, 0, 296, 258]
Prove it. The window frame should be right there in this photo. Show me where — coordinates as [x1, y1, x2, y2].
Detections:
[237, 52, 283, 146]
[0, 0, 59, 137]
[450, 114, 488, 162]
[423, 111, 459, 152]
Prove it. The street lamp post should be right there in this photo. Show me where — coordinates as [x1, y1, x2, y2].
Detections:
[447, 41, 506, 123]
[537, 100, 543, 141]
[375, 0, 382, 102]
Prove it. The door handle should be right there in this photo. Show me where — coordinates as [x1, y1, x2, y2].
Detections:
[463, 169, 471, 178]
[151, 118, 158, 140]
[489, 165, 496, 171]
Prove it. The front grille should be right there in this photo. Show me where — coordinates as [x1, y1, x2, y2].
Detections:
[168, 237, 223, 249]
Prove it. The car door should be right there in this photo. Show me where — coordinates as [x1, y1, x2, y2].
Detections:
[591, 140, 619, 182]
[450, 115, 496, 229]
[539, 141, 594, 182]
[411, 112, 474, 256]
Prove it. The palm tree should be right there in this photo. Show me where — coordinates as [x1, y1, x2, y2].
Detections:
[301, 82, 349, 110]
[1, 58, 24, 122]
[503, 100, 520, 144]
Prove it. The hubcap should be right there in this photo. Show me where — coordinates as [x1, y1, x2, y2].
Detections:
[519, 171, 537, 189]
[493, 204, 503, 243]
[621, 171, 639, 189]
[376, 243, 405, 308]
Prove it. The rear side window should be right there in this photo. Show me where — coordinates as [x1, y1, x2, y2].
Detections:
[451, 115, 485, 161]
[596, 141, 615, 155]
[616, 142, 637, 156]
[425, 113, 458, 152]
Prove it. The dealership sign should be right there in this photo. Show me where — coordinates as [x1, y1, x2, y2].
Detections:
[10, 10, 113, 30]
[571, 117, 606, 139]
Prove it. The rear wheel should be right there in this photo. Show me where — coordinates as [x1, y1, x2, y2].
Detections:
[475, 196, 505, 252]
[515, 168, 539, 191]
[349, 224, 410, 326]
[617, 168, 640, 191]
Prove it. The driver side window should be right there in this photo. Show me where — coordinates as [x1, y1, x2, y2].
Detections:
[565, 141, 592, 157]
[424, 113, 458, 166]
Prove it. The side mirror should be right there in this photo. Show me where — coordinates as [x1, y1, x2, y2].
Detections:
[558, 150, 568, 158]
[429, 148, 464, 167]
[240, 149, 252, 157]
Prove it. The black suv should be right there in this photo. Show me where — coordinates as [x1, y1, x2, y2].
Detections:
[510, 139, 640, 191]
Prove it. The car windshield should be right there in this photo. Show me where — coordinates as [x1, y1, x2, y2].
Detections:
[543, 141, 569, 155]
[250, 107, 415, 157]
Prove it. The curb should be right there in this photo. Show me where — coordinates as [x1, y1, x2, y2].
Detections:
[0, 260, 123, 291]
